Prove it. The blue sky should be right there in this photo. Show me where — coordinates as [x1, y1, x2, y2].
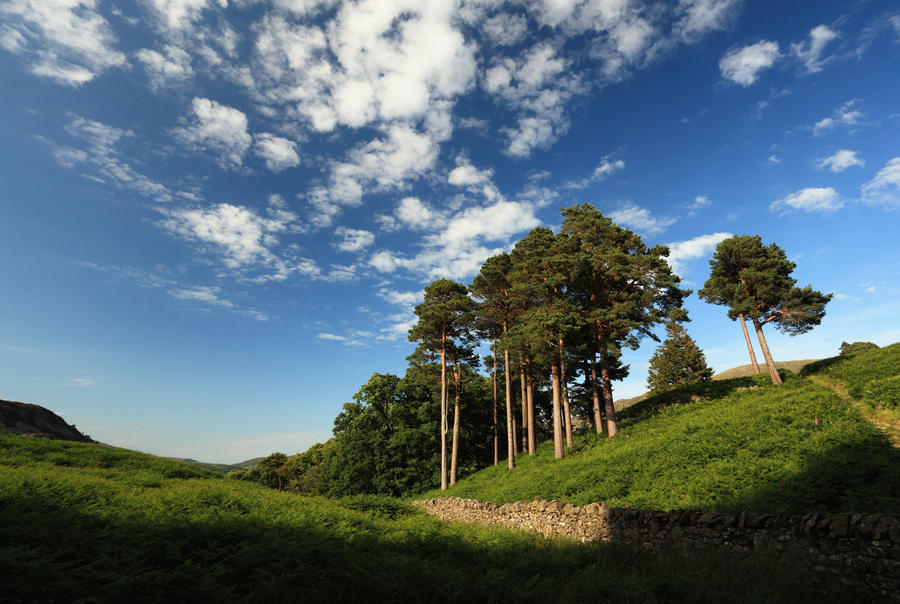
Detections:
[1, 0, 898, 463]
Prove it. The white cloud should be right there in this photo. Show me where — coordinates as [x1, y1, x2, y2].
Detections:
[316, 333, 348, 341]
[377, 288, 422, 307]
[690, 195, 712, 209]
[609, 202, 677, 235]
[448, 156, 494, 187]
[665, 232, 732, 276]
[254, 133, 300, 172]
[59, 116, 172, 202]
[813, 100, 863, 135]
[142, 0, 221, 31]
[135, 45, 193, 90]
[309, 118, 447, 224]
[394, 196, 444, 231]
[368, 197, 541, 280]
[791, 24, 838, 74]
[770, 187, 842, 214]
[564, 155, 626, 189]
[481, 12, 529, 46]
[719, 40, 780, 86]
[675, 0, 742, 41]
[174, 98, 252, 170]
[159, 199, 315, 281]
[334, 227, 375, 252]
[161, 203, 284, 268]
[592, 157, 626, 180]
[860, 157, 900, 209]
[170, 285, 235, 308]
[818, 149, 863, 173]
[767, 154, 781, 164]
[0, 0, 126, 86]
[64, 377, 96, 387]
[485, 42, 583, 157]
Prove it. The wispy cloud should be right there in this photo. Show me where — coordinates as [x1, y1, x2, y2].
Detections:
[860, 157, 900, 209]
[770, 187, 842, 214]
[609, 202, 676, 235]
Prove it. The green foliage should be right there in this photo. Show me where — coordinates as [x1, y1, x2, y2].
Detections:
[839, 341, 879, 356]
[802, 343, 900, 400]
[243, 452, 290, 489]
[646, 322, 713, 393]
[862, 376, 900, 410]
[424, 372, 900, 514]
[699, 235, 831, 333]
[0, 433, 830, 602]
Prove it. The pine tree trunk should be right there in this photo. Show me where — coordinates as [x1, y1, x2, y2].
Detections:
[519, 359, 528, 452]
[550, 355, 565, 459]
[504, 346, 515, 470]
[492, 339, 498, 466]
[752, 317, 783, 385]
[440, 333, 448, 490]
[559, 338, 574, 448]
[526, 357, 536, 455]
[740, 313, 761, 374]
[450, 362, 462, 486]
[599, 348, 618, 437]
[590, 355, 603, 435]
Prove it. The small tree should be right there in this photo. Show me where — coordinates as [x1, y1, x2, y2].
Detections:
[646, 322, 714, 393]
[840, 341, 879, 356]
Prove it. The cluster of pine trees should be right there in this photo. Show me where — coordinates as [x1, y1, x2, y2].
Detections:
[232, 208, 832, 498]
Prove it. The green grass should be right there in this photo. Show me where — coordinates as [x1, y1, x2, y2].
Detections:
[802, 342, 900, 403]
[0, 434, 832, 602]
[424, 370, 900, 514]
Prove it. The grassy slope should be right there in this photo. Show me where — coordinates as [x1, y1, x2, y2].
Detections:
[424, 347, 900, 514]
[0, 436, 824, 602]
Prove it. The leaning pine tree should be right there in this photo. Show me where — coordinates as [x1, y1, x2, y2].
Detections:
[699, 235, 832, 385]
[646, 321, 713, 393]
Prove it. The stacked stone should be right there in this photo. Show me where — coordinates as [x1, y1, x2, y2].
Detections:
[412, 497, 900, 599]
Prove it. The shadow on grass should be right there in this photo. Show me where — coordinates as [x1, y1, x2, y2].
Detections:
[725, 427, 900, 515]
[617, 374, 765, 427]
[0, 480, 842, 604]
[799, 356, 843, 377]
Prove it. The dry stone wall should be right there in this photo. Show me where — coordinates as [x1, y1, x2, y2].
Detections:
[413, 497, 900, 600]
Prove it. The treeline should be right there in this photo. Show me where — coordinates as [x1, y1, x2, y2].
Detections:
[231, 204, 831, 497]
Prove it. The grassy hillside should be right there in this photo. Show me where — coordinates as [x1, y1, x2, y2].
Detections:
[0, 434, 826, 602]
[424, 348, 900, 514]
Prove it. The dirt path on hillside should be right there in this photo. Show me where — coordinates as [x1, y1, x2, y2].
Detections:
[807, 375, 900, 447]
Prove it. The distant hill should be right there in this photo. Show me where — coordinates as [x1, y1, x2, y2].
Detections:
[172, 456, 263, 474]
[712, 359, 819, 380]
[0, 399, 92, 442]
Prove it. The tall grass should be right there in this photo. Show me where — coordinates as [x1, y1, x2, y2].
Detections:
[1, 434, 834, 602]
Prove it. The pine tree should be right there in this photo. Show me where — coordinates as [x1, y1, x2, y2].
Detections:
[699, 235, 832, 385]
[646, 322, 714, 393]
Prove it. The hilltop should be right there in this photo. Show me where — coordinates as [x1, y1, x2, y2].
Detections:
[0, 399, 93, 442]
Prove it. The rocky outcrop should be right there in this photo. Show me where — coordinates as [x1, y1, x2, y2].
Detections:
[0, 399, 92, 442]
[413, 497, 900, 600]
